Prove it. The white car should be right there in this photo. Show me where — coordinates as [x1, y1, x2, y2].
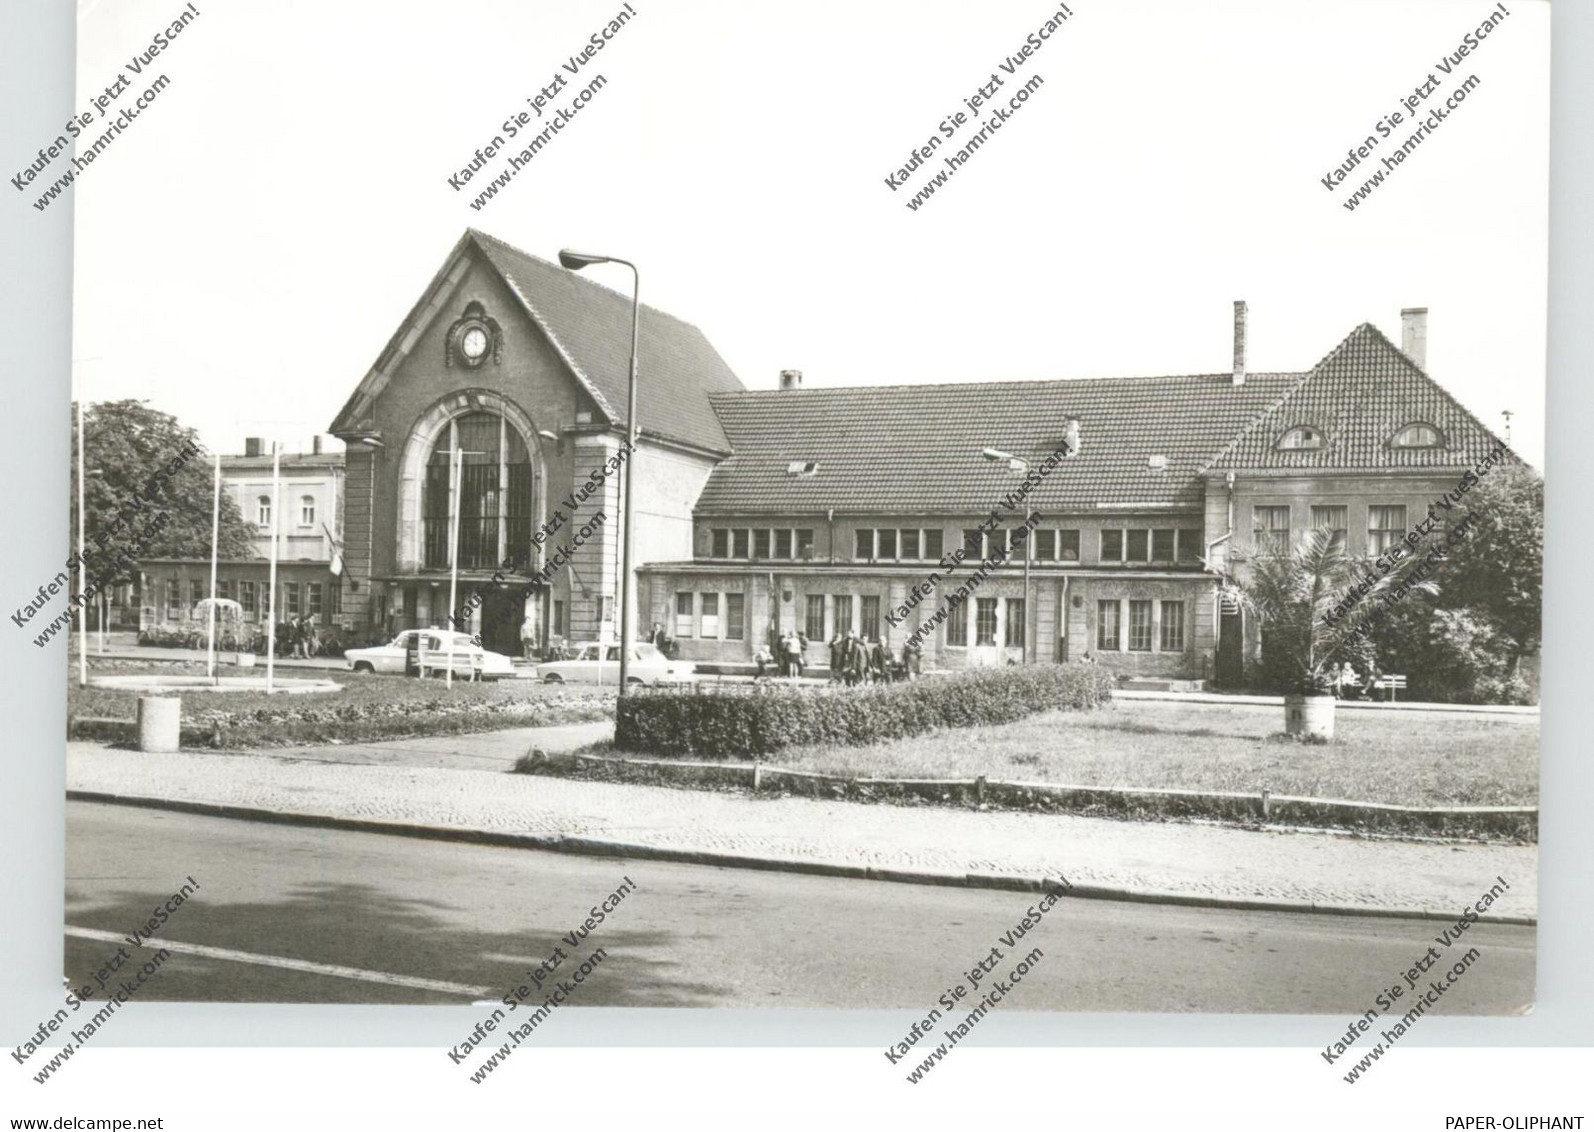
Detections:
[534, 642, 694, 686]
[345, 629, 516, 680]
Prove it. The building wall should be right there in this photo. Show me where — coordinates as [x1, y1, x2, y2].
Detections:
[1214, 470, 1474, 680]
[139, 560, 342, 631]
[342, 254, 596, 638]
[225, 463, 343, 563]
[639, 563, 1212, 677]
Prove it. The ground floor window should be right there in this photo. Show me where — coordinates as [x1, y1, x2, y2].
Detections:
[805, 594, 825, 640]
[1128, 600, 1153, 651]
[947, 600, 968, 646]
[1097, 600, 1120, 650]
[188, 580, 204, 609]
[975, 597, 998, 646]
[699, 592, 720, 638]
[283, 582, 300, 617]
[726, 593, 745, 640]
[164, 579, 181, 619]
[860, 595, 880, 641]
[306, 582, 324, 619]
[1160, 600, 1185, 651]
[553, 599, 566, 638]
[674, 592, 693, 638]
[1004, 598, 1025, 648]
[239, 581, 256, 615]
[218, 579, 235, 602]
[831, 595, 852, 637]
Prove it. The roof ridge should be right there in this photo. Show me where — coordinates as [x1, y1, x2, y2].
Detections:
[710, 371, 1304, 400]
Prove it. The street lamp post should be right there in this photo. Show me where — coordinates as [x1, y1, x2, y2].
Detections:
[980, 447, 1033, 665]
[445, 444, 491, 689]
[558, 248, 640, 695]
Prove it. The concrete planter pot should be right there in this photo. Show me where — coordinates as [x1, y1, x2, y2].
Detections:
[1284, 693, 1335, 739]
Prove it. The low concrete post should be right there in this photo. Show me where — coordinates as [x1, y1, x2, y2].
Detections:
[137, 696, 181, 753]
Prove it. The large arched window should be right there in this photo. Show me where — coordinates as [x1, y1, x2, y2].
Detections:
[421, 411, 533, 570]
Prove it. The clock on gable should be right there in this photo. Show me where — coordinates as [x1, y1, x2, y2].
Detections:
[445, 301, 502, 369]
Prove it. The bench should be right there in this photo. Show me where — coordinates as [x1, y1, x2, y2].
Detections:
[1372, 674, 1408, 702]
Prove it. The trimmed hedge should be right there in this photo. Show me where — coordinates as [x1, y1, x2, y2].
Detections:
[615, 664, 1115, 758]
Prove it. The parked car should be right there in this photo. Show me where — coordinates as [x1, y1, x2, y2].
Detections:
[345, 629, 516, 680]
[534, 642, 694, 686]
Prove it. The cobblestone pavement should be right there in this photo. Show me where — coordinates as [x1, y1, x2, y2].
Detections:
[66, 736, 1536, 918]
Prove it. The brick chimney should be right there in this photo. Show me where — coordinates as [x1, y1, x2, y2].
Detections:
[1401, 307, 1428, 370]
[1232, 301, 1247, 387]
[312, 434, 323, 455]
[245, 437, 263, 457]
[779, 369, 803, 390]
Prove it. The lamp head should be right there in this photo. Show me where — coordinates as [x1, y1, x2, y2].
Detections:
[559, 249, 610, 271]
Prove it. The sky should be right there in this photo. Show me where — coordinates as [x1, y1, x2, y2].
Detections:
[68, 0, 1549, 468]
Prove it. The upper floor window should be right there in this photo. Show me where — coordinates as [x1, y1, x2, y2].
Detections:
[855, 527, 940, 562]
[256, 496, 272, 526]
[299, 496, 316, 526]
[1253, 506, 1291, 555]
[1101, 527, 1202, 564]
[1368, 505, 1407, 554]
[1278, 426, 1325, 450]
[709, 526, 807, 561]
[1310, 505, 1348, 552]
[1390, 423, 1443, 449]
[1033, 529, 1081, 562]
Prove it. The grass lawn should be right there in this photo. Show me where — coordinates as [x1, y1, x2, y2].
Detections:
[68, 661, 613, 748]
[757, 699, 1538, 808]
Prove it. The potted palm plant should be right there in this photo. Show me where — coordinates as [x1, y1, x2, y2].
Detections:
[1232, 527, 1432, 739]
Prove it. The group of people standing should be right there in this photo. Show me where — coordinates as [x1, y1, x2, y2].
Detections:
[277, 614, 319, 658]
[755, 630, 810, 678]
[827, 631, 921, 686]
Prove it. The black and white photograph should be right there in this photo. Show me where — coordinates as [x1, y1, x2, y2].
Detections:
[2, 0, 1585, 1126]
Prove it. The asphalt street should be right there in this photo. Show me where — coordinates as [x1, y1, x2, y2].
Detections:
[65, 801, 1536, 1012]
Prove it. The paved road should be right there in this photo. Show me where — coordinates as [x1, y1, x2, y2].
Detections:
[65, 802, 1536, 1013]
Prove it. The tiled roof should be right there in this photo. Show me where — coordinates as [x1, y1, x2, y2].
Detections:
[331, 231, 745, 455]
[1202, 323, 1507, 472]
[697, 372, 1301, 515]
[471, 231, 744, 453]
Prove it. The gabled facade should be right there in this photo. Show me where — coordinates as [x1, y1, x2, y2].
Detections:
[328, 230, 744, 655]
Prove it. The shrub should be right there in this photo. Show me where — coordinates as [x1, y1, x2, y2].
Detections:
[615, 664, 1115, 758]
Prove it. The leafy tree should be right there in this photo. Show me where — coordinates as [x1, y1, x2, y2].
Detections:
[1425, 463, 1542, 669]
[1364, 462, 1542, 702]
[71, 400, 258, 589]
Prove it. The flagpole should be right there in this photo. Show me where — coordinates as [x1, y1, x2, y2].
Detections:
[207, 453, 220, 681]
[77, 400, 87, 688]
[266, 443, 280, 694]
[446, 447, 460, 690]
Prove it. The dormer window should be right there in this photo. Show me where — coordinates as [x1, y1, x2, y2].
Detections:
[1278, 426, 1324, 451]
[786, 461, 819, 477]
[1390, 423, 1443, 448]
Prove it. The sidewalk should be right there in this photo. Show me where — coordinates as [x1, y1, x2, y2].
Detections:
[66, 725, 1536, 921]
